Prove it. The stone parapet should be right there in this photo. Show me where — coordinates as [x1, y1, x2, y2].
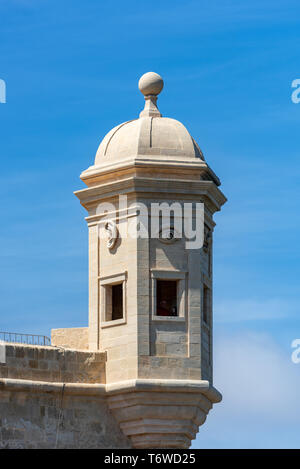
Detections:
[0, 343, 106, 384]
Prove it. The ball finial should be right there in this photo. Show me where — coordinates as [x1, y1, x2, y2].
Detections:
[138, 72, 164, 96]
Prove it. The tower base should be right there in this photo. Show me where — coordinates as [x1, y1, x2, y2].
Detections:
[106, 379, 222, 449]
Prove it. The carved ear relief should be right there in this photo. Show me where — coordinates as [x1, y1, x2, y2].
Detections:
[105, 221, 119, 249]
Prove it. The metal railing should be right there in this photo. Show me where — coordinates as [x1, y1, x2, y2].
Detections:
[0, 332, 51, 346]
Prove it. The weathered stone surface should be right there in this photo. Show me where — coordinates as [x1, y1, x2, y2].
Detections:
[0, 343, 106, 384]
[0, 381, 130, 449]
[51, 327, 89, 350]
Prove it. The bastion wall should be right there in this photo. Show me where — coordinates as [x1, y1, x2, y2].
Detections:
[0, 343, 131, 449]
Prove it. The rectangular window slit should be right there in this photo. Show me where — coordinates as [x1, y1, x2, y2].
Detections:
[203, 285, 210, 325]
[156, 280, 178, 316]
[111, 283, 123, 320]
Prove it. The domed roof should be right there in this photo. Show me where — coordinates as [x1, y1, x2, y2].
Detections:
[94, 72, 205, 167]
[95, 116, 204, 165]
[79, 72, 225, 188]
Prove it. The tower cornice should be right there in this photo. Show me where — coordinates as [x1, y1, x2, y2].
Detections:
[75, 175, 226, 215]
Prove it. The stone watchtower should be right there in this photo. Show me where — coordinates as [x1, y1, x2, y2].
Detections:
[0, 72, 226, 449]
[71, 72, 227, 448]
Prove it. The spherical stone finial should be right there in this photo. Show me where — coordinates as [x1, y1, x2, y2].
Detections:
[138, 72, 164, 96]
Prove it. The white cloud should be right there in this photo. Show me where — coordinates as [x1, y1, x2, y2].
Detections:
[214, 332, 300, 421]
[193, 331, 300, 448]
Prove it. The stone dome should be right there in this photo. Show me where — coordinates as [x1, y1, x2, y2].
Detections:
[93, 72, 205, 167]
[94, 117, 204, 165]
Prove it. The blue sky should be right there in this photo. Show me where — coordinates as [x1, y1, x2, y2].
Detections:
[1, 0, 300, 448]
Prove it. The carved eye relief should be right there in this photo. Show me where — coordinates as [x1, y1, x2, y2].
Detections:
[165, 231, 174, 240]
[105, 221, 119, 249]
[159, 227, 180, 244]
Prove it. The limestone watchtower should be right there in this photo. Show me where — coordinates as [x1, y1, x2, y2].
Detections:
[72, 72, 227, 448]
[0, 72, 226, 450]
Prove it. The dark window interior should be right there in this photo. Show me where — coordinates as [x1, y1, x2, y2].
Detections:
[156, 280, 177, 316]
[203, 285, 210, 325]
[112, 283, 123, 320]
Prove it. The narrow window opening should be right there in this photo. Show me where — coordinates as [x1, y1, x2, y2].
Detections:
[203, 285, 210, 325]
[111, 283, 123, 320]
[156, 280, 178, 316]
